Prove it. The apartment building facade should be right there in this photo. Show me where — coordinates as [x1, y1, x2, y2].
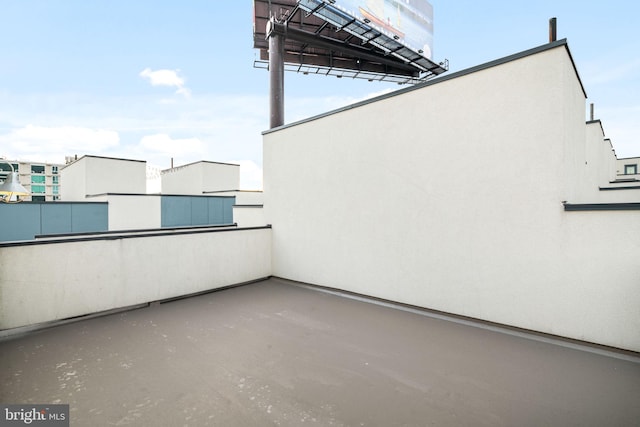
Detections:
[616, 156, 640, 180]
[0, 158, 64, 201]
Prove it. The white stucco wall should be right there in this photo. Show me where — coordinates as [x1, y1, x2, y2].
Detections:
[85, 156, 147, 195]
[263, 42, 640, 351]
[104, 194, 161, 230]
[617, 157, 640, 178]
[162, 163, 202, 195]
[202, 162, 240, 192]
[573, 123, 640, 203]
[0, 227, 272, 329]
[162, 161, 240, 194]
[233, 205, 265, 227]
[60, 156, 147, 200]
[60, 159, 87, 201]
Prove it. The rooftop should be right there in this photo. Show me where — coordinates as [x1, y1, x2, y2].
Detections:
[2, 278, 639, 426]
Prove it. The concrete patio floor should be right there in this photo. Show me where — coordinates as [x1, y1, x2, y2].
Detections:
[1, 277, 639, 426]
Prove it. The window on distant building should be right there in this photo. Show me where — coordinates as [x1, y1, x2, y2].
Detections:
[31, 175, 46, 184]
[624, 164, 637, 175]
[53, 185, 59, 194]
[52, 165, 58, 174]
[32, 185, 46, 193]
[31, 165, 45, 174]
[32, 196, 45, 202]
[52, 176, 59, 184]
[0, 163, 19, 173]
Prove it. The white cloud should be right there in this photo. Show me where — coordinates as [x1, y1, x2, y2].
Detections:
[0, 125, 120, 163]
[139, 68, 191, 97]
[231, 159, 263, 191]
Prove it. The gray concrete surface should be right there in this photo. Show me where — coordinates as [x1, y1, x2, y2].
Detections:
[1, 278, 639, 426]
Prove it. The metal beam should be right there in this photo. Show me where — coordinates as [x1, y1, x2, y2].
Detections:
[270, 21, 419, 75]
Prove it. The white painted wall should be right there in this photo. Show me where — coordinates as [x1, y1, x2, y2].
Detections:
[215, 191, 266, 227]
[209, 190, 264, 205]
[89, 194, 162, 230]
[572, 123, 640, 203]
[162, 161, 240, 194]
[85, 156, 147, 195]
[616, 157, 640, 178]
[162, 163, 202, 195]
[202, 162, 239, 192]
[60, 156, 147, 200]
[0, 227, 272, 329]
[233, 205, 265, 227]
[263, 43, 640, 351]
[60, 158, 86, 201]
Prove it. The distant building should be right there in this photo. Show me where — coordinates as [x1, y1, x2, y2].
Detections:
[0, 158, 64, 201]
[60, 155, 147, 201]
[161, 161, 241, 194]
[616, 156, 640, 181]
[57, 155, 261, 231]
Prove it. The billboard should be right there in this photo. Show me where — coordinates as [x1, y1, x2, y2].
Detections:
[332, 0, 434, 59]
[253, 0, 446, 83]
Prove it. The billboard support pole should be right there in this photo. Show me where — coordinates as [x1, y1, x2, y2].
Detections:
[267, 18, 285, 129]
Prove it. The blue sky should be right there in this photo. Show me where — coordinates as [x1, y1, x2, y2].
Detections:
[1, 0, 638, 189]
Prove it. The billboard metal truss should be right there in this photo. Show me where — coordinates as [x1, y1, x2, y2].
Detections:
[252, 58, 447, 84]
[254, 0, 448, 84]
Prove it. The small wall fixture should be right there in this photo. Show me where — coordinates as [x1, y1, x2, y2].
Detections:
[0, 163, 29, 203]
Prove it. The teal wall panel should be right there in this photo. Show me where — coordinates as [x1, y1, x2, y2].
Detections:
[72, 204, 108, 233]
[0, 196, 231, 242]
[223, 198, 235, 224]
[161, 196, 191, 227]
[0, 202, 108, 242]
[0, 204, 41, 242]
[207, 198, 223, 224]
[191, 197, 209, 226]
[41, 204, 72, 235]
[162, 196, 234, 228]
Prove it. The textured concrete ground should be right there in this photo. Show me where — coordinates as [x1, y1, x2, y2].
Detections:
[1, 278, 639, 426]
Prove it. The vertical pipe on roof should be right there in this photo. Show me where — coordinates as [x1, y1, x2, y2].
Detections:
[549, 17, 557, 42]
[268, 18, 285, 129]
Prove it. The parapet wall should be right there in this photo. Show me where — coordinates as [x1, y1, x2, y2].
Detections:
[263, 42, 640, 352]
[0, 226, 272, 330]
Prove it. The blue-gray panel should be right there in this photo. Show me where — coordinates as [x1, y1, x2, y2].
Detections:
[160, 196, 234, 227]
[223, 197, 235, 224]
[207, 198, 223, 225]
[72, 204, 108, 233]
[0, 203, 41, 241]
[207, 197, 234, 224]
[161, 196, 192, 227]
[191, 197, 209, 226]
[41, 203, 72, 235]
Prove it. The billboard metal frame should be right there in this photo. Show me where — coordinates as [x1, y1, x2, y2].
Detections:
[254, 0, 447, 81]
[253, 0, 448, 127]
[296, 0, 444, 75]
